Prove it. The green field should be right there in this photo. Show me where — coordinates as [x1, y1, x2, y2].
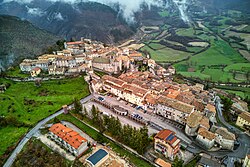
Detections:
[0, 77, 90, 158]
[224, 63, 250, 72]
[175, 39, 248, 83]
[225, 90, 249, 99]
[215, 86, 250, 99]
[176, 28, 195, 37]
[178, 71, 210, 80]
[5, 67, 29, 78]
[242, 25, 250, 32]
[141, 45, 191, 62]
[158, 10, 169, 17]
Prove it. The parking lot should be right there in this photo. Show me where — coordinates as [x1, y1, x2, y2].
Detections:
[82, 100, 159, 135]
[82, 94, 192, 144]
[94, 94, 185, 129]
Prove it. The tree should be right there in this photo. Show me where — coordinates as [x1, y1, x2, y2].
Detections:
[172, 157, 183, 167]
[140, 126, 150, 152]
[232, 70, 236, 79]
[73, 98, 82, 113]
[70, 37, 76, 42]
[90, 105, 99, 123]
[97, 116, 105, 133]
[34, 79, 42, 87]
[83, 106, 88, 118]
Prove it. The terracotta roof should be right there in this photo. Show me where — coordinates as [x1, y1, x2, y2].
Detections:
[116, 55, 130, 61]
[166, 89, 180, 99]
[198, 127, 215, 141]
[155, 158, 171, 167]
[129, 52, 142, 57]
[192, 100, 205, 112]
[32, 67, 41, 71]
[176, 92, 195, 104]
[67, 41, 83, 45]
[49, 123, 87, 149]
[239, 112, 250, 122]
[122, 83, 148, 98]
[131, 79, 145, 87]
[157, 96, 194, 114]
[36, 60, 49, 64]
[155, 129, 173, 140]
[155, 129, 180, 147]
[215, 127, 236, 140]
[186, 112, 203, 128]
[206, 104, 216, 113]
[103, 75, 125, 86]
[200, 117, 210, 130]
[145, 94, 157, 105]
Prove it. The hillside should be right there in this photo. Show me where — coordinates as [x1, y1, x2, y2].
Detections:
[0, 1, 135, 44]
[0, 15, 60, 71]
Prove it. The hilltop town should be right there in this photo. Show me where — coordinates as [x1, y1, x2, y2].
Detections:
[19, 38, 174, 78]
[2, 38, 249, 167]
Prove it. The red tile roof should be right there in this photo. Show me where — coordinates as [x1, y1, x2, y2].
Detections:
[49, 123, 87, 149]
[155, 129, 180, 147]
[103, 75, 125, 87]
[67, 41, 83, 45]
[32, 67, 41, 71]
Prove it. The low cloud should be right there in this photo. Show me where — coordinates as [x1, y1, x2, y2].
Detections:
[54, 12, 64, 20]
[2, 0, 191, 23]
[3, 0, 166, 22]
[26, 6, 45, 16]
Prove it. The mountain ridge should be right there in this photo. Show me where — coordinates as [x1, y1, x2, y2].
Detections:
[0, 14, 60, 71]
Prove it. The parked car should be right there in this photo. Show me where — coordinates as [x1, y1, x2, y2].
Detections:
[136, 106, 142, 110]
[98, 96, 105, 101]
[101, 112, 110, 117]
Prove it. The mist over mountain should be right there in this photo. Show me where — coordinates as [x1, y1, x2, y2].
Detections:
[0, 0, 191, 44]
[0, 15, 60, 71]
[0, 1, 136, 43]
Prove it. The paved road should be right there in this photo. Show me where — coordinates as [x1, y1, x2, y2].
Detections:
[186, 96, 250, 160]
[3, 95, 92, 167]
[215, 96, 250, 158]
[4, 76, 66, 82]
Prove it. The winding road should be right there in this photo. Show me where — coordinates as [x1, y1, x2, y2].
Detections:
[187, 96, 250, 159]
[3, 95, 93, 167]
[214, 96, 250, 158]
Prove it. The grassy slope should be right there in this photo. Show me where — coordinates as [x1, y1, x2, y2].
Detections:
[224, 63, 250, 72]
[0, 77, 90, 156]
[141, 45, 190, 62]
[4, 67, 30, 78]
[187, 40, 245, 66]
[175, 39, 248, 83]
